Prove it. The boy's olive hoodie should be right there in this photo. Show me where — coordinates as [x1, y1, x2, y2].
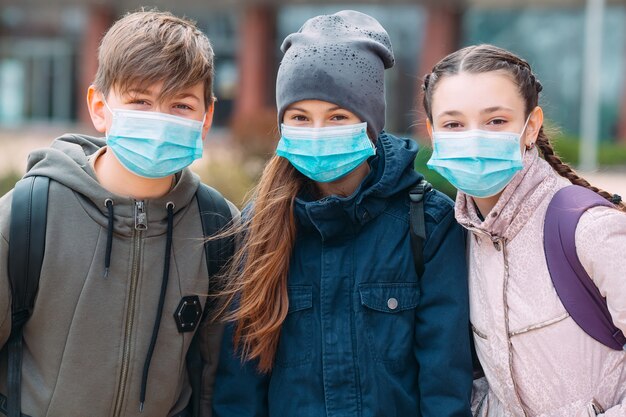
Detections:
[0, 134, 236, 417]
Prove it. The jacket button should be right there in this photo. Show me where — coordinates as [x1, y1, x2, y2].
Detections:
[387, 298, 398, 310]
[493, 241, 501, 251]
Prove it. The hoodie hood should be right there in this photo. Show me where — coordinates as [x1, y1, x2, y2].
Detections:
[294, 132, 422, 240]
[24, 134, 201, 237]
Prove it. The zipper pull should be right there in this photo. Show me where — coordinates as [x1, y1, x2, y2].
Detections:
[135, 201, 148, 231]
[492, 237, 505, 251]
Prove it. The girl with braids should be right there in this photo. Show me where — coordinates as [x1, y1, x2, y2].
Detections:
[212, 10, 473, 417]
[422, 44, 626, 417]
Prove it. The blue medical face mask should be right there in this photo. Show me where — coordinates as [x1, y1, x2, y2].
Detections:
[276, 122, 375, 183]
[104, 100, 205, 179]
[427, 116, 531, 198]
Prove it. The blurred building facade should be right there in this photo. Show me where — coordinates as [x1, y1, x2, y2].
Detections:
[1, 0, 626, 142]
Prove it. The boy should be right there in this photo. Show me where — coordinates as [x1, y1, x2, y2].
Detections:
[0, 10, 236, 417]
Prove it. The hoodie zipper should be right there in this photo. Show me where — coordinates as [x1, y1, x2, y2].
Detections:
[112, 200, 147, 416]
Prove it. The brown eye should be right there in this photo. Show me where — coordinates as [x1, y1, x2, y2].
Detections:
[443, 122, 462, 129]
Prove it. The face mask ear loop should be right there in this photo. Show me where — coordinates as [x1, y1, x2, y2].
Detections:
[102, 95, 115, 140]
[102, 95, 114, 116]
[520, 113, 533, 149]
[519, 112, 535, 158]
[199, 112, 208, 140]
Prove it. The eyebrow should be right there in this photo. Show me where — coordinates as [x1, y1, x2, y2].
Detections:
[173, 93, 201, 102]
[285, 107, 308, 113]
[436, 106, 515, 118]
[436, 110, 463, 118]
[481, 106, 515, 114]
[126, 89, 201, 105]
[127, 88, 152, 96]
[286, 106, 344, 113]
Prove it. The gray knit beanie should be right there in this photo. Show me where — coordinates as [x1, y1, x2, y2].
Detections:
[276, 10, 395, 139]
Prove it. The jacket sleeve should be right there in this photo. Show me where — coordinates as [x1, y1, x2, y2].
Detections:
[211, 321, 270, 417]
[0, 191, 13, 349]
[414, 193, 473, 417]
[576, 206, 626, 337]
[576, 206, 626, 416]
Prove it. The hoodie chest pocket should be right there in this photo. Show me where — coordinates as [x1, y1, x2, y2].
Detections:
[359, 283, 420, 371]
[275, 285, 313, 368]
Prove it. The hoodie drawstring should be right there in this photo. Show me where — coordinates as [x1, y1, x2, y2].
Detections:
[104, 199, 114, 277]
[139, 202, 175, 412]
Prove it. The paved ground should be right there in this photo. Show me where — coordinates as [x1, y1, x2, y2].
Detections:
[580, 171, 626, 200]
[0, 125, 83, 176]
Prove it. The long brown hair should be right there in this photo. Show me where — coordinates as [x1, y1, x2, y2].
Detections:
[422, 44, 625, 211]
[215, 154, 307, 373]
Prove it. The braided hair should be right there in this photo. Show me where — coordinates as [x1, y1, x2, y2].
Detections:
[422, 44, 625, 211]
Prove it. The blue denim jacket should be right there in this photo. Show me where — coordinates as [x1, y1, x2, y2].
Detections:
[212, 132, 472, 417]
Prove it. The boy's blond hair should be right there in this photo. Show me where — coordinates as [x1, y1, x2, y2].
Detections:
[93, 10, 215, 107]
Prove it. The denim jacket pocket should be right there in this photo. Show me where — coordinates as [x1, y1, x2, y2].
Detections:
[359, 283, 420, 371]
[275, 285, 313, 368]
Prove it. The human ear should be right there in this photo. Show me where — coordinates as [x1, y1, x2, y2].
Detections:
[87, 86, 108, 134]
[425, 118, 434, 146]
[524, 106, 543, 148]
[202, 98, 215, 139]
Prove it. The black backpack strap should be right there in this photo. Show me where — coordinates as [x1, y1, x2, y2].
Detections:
[409, 179, 432, 278]
[187, 183, 234, 417]
[196, 183, 234, 284]
[7, 176, 50, 417]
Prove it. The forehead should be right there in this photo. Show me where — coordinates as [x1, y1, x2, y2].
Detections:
[431, 71, 525, 117]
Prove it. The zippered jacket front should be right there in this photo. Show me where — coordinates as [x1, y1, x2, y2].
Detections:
[212, 132, 473, 417]
[456, 147, 626, 417]
[0, 134, 237, 417]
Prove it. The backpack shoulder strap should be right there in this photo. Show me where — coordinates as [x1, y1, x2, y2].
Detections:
[544, 184, 625, 350]
[187, 183, 234, 417]
[7, 175, 50, 417]
[409, 179, 432, 278]
[196, 183, 234, 280]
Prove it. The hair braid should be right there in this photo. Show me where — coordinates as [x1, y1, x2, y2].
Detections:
[536, 129, 626, 211]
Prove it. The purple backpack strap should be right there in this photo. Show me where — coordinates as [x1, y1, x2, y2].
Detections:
[544, 185, 626, 350]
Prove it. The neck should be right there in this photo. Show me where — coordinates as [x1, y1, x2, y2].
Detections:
[94, 148, 174, 199]
[315, 162, 370, 198]
[472, 192, 503, 219]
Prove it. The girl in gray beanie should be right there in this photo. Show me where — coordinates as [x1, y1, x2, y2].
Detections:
[213, 10, 473, 417]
